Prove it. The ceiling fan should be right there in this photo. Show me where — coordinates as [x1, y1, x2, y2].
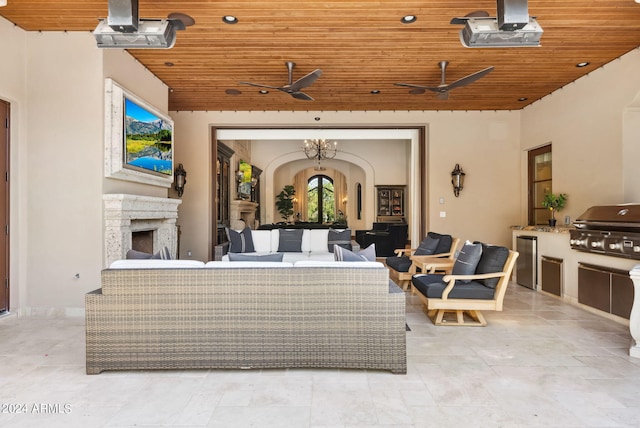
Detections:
[394, 61, 494, 100]
[240, 62, 322, 101]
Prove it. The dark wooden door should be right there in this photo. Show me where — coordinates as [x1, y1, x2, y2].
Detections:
[0, 100, 9, 313]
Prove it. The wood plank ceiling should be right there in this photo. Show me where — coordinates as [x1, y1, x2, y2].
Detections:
[2, 1, 640, 112]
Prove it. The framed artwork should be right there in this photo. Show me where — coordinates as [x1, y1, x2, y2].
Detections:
[104, 78, 174, 187]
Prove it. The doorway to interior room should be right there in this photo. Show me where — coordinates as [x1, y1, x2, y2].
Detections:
[0, 100, 9, 313]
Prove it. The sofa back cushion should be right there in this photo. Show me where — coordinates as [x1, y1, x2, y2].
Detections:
[474, 243, 510, 289]
[451, 241, 483, 282]
[251, 230, 273, 253]
[205, 261, 294, 268]
[308, 229, 330, 252]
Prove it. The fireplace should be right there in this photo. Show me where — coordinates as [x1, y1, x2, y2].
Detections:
[103, 194, 182, 267]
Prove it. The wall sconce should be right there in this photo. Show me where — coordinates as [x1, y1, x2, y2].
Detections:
[174, 163, 187, 197]
[451, 163, 465, 197]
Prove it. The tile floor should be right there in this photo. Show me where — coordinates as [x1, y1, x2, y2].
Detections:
[1, 283, 640, 427]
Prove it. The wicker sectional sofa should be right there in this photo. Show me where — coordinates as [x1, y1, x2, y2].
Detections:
[85, 260, 407, 375]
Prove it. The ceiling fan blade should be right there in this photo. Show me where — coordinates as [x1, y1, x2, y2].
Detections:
[450, 10, 490, 25]
[409, 88, 426, 95]
[394, 83, 428, 90]
[290, 91, 314, 101]
[239, 81, 282, 90]
[289, 69, 322, 92]
[444, 66, 494, 91]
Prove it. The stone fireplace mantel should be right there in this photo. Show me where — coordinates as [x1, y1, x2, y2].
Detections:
[103, 194, 181, 267]
[230, 200, 258, 230]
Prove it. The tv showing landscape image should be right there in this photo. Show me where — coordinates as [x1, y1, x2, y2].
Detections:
[123, 96, 173, 176]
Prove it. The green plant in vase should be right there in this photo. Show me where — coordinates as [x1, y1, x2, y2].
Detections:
[275, 185, 296, 223]
[542, 192, 568, 226]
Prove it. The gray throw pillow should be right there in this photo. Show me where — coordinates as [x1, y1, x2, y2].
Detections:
[414, 235, 440, 255]
[226, 227, 255, 253]
[334, 243, 376, 262]
[451, 241, 483, 282]
[126, 246, 172, 260]
[278, 229, 303, 252]
[126, 249, 153, 259]
[327, 228, 352, 252]
[228, 252, 284, 262]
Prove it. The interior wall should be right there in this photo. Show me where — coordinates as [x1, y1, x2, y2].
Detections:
[521, 48, 640, 222]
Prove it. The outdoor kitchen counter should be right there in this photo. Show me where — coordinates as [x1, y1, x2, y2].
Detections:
[510, 225, 574, 233]
[511, 227, 637, 325]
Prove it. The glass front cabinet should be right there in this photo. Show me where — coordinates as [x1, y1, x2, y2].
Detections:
[376, 185, 405, 223]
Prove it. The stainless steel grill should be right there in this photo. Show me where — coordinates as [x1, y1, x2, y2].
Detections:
[570, 204, 640, 260]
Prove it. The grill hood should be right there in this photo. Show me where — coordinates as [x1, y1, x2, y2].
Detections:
[574, 204, 640, 231]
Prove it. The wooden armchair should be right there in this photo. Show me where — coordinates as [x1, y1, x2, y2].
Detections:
[412, 246, 519, 326]
[386, 234, 459, 291]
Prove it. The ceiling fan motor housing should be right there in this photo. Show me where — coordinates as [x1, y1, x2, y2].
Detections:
[497, 0, 529, 30]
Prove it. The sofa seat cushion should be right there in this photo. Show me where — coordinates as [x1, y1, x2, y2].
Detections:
[205, 261, 294, 268]
[109, 259, 205, 269]
[281, 252, 313, 263]
[385, 255, 412, 272]
[412, 274, 494, 300]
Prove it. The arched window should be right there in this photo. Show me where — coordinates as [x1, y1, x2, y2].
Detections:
[308, 175, 335, 223]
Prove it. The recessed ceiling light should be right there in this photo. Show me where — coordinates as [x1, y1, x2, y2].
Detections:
[576, 62, 590, 68]
[370, 90, 380, 94]
[259, 90, 269, 94]
[401, 15, 417, 24]
[222, 15, 238, 24]
[225, 89, 241, 95]
[518, 97, 528, 102]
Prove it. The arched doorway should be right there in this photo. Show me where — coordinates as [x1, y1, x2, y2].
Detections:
[307, 174, 334, 223]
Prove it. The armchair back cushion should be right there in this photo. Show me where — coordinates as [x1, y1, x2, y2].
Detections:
[474, 243, 510, 289]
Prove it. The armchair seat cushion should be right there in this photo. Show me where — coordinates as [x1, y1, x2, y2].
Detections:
[385, 256, 412, 272]
[411, 274, 494, 300]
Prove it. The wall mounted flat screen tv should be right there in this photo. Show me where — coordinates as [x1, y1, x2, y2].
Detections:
[123, 96, 173, 176]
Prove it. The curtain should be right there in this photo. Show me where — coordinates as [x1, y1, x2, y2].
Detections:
[293, 171, 308, 221]
[333, 171, 347, 219]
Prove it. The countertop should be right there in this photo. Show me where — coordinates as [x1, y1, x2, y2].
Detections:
[511, 225, 574, 234]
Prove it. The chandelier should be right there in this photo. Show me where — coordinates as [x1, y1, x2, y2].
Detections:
[302, 139, 338, 162]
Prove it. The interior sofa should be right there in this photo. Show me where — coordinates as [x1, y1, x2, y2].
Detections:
[85, 259, 406, 375]
[214, 227, 358, 262]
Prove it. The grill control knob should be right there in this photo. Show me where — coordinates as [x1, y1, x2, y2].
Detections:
[609, 243, 621, 250]
[634, 246, 640, 253]
[591, 241, 604, 248]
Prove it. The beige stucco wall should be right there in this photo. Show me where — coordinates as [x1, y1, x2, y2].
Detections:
[0, 20, 170, 315]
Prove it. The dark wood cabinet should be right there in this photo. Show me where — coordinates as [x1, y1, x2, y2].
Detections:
[215, 142, 234, 245]
[376, 185, 405, 223]
[541, 256, 562, 297]
[578, 263, 633, 319]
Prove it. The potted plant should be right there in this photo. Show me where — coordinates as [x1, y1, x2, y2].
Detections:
[275, 185, 296, 223]
[542, 192, 568, 226]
